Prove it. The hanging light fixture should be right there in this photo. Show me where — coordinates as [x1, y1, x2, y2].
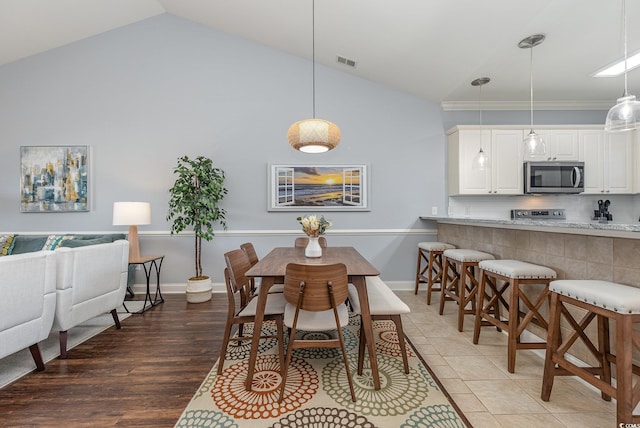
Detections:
[471, 77, 491, 171]
[605, 0, 640, 132]
[519, 34, 546, 158]
[287, 0, 341, 153]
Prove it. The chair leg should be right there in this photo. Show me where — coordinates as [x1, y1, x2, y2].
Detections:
[615, 314, 634, 424]
[59, 331, 68, 359]
[457, 265, 468, 332]
[28, 344, 45, 371]
[426, 253, 438, 305]
[275, 316, 285, 377]
[597, 314, 612, 401]
[507, 279, 518, 373]
[541, 292, 561, 401]
[357, 321, 366, 375]
[473, 272, 487, 345]
[278, 325, 298, 403]
[110, 309, 121, 329]
[217, 320, 234, 375]
[414, 248, 424, 295]
[335, 316, 356, 402]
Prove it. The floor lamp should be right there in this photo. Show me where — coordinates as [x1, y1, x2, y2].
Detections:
[113, 202, 151, 262]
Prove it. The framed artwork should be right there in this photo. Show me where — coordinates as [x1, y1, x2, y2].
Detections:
[20, 146, 89, 212]
[268, 164, 369, 211]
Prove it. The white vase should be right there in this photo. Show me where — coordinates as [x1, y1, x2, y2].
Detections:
[305, 236, 323, 258]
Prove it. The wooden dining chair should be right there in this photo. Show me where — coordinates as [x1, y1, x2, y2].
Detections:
[294, 236, 327, 248]
[279, 262, 356, 402]
[240, 242, 284, 294]
[218, 249, 286, 376]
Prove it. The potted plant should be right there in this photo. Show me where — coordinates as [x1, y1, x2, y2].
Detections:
[167, 155, 228, 303]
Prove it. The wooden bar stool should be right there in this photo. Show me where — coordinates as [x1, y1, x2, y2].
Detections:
[414, 242, 456, 304]
[439, 249, 494, 332]
[473, 259, 556, 373]
[542, 280, 640, 426]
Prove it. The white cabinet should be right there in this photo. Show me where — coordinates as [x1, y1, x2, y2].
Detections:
[523, 129, 579, 161]
[579, 130, 633, 194]
[448, 128, 523, 195]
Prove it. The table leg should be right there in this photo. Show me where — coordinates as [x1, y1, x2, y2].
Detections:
[245, 276, 274, 390]
[353, 275, 381, 390]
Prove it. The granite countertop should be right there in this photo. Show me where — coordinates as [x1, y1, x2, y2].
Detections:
[419, 215, 640, 237]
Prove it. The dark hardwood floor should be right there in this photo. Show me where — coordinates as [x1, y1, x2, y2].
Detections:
[0, 294, 228, 427]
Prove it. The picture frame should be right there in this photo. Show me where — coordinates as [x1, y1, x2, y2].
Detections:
[20, 145, 89, 212]
[268, 164, 369, 211]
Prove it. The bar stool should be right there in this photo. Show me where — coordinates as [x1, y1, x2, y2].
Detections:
[439, 249, 494, 332]
[414, 242, 456, 304]
[473, 259, 556, 373]
[542, 280, 640, 426]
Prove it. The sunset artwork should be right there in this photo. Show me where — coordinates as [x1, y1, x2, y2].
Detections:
[270, 165, 368, 211]
[20, 146, 89, 212]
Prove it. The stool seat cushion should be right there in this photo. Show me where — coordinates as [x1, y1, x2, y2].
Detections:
[348, 276, 410, 316]
[443, 249, 494, 263]
[479, 259, 556, 279]
[550, 280, 640, 314]
[418, 242, 455, 252]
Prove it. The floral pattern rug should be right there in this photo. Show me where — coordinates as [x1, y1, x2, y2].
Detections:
[175, 315, 469, 427]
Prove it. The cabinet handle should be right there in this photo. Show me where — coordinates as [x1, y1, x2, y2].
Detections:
[493, 190, 497, 193]
[488, 190, 492, 193]
[606, 190, 610, 193]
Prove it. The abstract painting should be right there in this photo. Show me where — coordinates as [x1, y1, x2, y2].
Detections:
[20, 146, 89, 212]
[268, 164, 368, 211]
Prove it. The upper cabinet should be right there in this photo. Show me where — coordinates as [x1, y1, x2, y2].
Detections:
[448, 127, 523, 195]
[523, 129, 578, 161]
[578, 129, 633, 194]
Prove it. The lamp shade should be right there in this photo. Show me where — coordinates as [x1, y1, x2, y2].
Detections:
[112, 202, 151, 226]
[604, 94, 640, 132]
[523, 130, 547, 158]
[287, 119, 341, 153]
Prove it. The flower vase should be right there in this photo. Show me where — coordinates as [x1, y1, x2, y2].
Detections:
[305, 236, 323, 258]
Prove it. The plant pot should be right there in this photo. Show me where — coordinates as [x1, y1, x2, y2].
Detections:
[186, 276, 212, 303]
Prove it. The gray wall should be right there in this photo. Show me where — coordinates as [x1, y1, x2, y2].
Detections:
[0, 13, 610, 287]
[0, 14, 444, 286]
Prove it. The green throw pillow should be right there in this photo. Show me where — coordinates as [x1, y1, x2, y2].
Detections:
[42, 234, 75, 250]
[11, 236, 49, 254]
[59, 236, 113, 248]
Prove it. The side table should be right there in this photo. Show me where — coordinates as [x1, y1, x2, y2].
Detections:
[124, 255, 165, 314]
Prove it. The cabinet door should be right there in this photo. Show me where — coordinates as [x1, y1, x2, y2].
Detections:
[458, 130, 492, 194]
[524, 129, 578, 161]
[492, 130, 523, 194]
[578, 130, 605, 194]
[604, 132, 633, 194]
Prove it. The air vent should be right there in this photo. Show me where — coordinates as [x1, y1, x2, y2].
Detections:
[337, 55, 357, 68]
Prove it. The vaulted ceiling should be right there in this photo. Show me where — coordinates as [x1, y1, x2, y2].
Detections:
[1, 0, 638, 110]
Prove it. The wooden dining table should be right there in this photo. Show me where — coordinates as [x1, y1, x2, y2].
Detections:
[245, 246, 382, 390]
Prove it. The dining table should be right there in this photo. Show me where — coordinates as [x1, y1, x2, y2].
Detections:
[244, 246, 382, 390]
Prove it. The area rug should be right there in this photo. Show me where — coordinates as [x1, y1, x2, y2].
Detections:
[175, 315, 470, 427]
[0, 301, 143, 389]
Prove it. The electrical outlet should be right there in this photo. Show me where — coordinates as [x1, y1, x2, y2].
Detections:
[431, 206, 438, 215]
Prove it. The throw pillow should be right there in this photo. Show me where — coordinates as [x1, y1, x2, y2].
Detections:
[0, 234, 15, 256]
[59, 236, 113, 248]
[42, 234, 75, 251]
[11, 235, 49, 254]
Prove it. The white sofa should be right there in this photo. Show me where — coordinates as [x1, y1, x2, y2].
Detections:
[0, 251, 57, 370]
[52, 239, 129, 358]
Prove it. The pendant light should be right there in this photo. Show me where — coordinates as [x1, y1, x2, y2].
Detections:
[519, 34, 546, 158]
[287, 0, 341, 153]
[605, 0, 640, 132]
[471, 77, 491, 171]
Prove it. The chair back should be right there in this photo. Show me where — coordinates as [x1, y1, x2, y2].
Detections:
[294, 236, 327, 248]
[284, 263, 348, 311]
[240, 242, 259, 267]
[223, 249, 252, 298]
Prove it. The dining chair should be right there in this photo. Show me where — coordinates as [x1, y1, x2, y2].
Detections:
[240, 242, 284, 294]
[348, 276, 410, 374]
[294, 236, 327, 248]
[219, 249, 286, 376]
[279, 262, 356, 402]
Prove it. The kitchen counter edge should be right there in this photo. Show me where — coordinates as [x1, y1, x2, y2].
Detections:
[420, 216, 640, 239]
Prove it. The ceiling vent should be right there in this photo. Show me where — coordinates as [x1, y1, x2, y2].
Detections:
[337, 55, 357, 68]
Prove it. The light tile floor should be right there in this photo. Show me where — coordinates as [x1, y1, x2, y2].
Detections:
[396, 290, 617, 428]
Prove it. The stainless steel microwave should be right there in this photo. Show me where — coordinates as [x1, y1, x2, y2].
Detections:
[524, 161, 584, 194]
